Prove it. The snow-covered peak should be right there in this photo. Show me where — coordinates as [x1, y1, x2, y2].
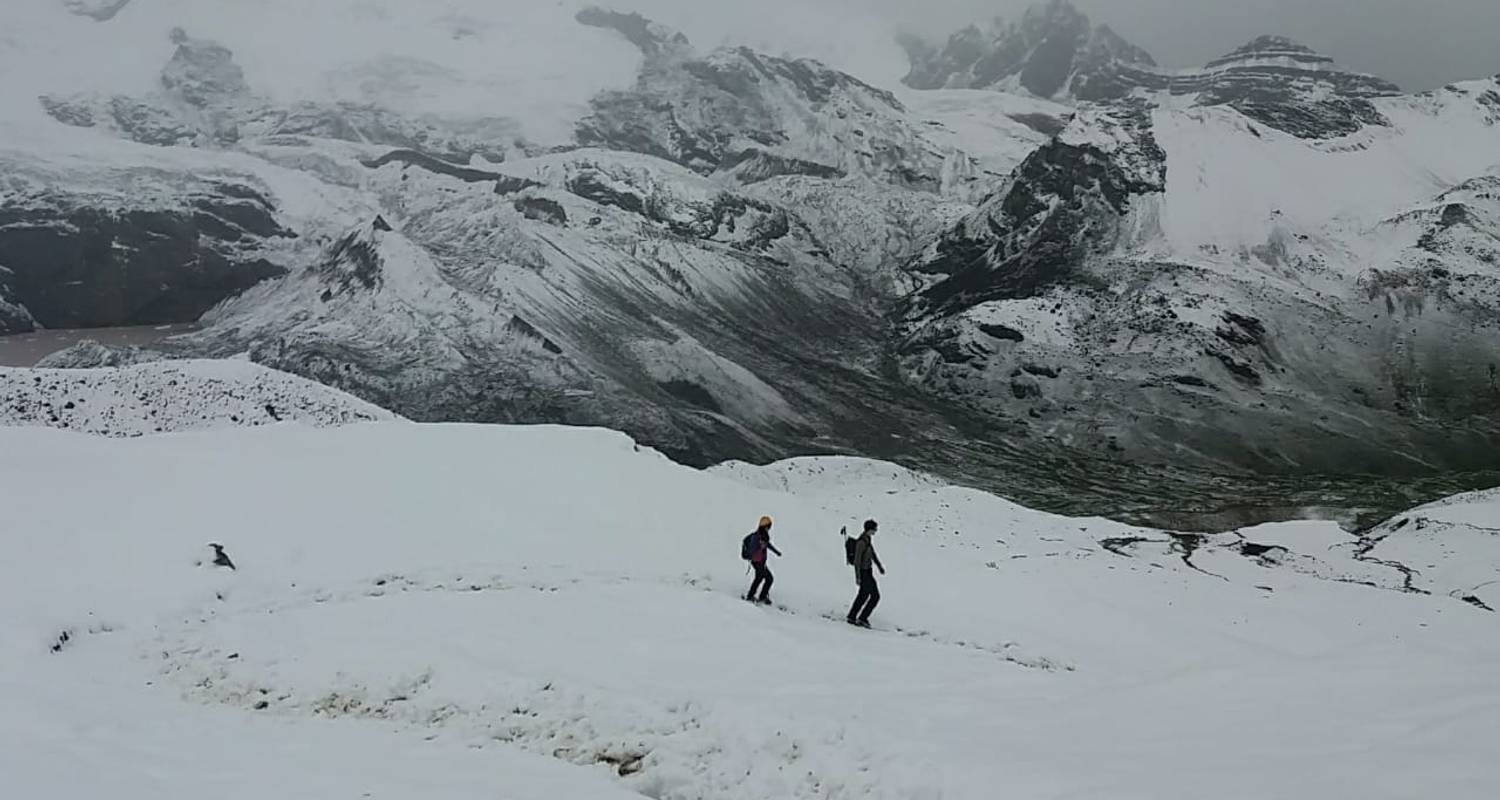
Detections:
[159, 27, 253, 109]
[900, 0, 1156, 100]
[576, 9, 1011, 197]
[1191, 34, 1403, 116]
[909, 6, 1404, 139]
[1207, 35, 1334, 68]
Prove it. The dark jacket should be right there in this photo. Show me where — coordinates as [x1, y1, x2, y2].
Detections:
[749, 528, 781, 564]
[852, 534, 881, 572]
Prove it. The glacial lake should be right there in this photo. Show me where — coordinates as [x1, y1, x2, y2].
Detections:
[0, 324, 198, 367]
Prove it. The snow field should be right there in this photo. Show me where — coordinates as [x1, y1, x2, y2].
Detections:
[3, 419, 1498, 798]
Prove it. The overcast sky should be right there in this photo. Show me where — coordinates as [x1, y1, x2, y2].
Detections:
[868, 0, 1500, 91]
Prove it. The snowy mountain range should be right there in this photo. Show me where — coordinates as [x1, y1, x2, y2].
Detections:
[2, 0, 1498, 523]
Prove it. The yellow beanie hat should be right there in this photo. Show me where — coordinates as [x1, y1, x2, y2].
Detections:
[758, 515, 773, 528]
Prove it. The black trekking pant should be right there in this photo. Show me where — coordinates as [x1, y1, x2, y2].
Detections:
[849, 568, 880, 622]
[749, 562, 773, 600]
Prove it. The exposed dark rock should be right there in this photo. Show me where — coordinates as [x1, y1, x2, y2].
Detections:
[1008, 113, 1070, 136]
[978, 323, 1025, 342]
[567, 170, 646, 215]
[658, 379, 724, 413]
[1216, 312, 1267, 347]
[361, 149, 542, 193]
[505, 316, 564, 354]
[40, 94, 201, 146]
[0, 189, 291, 329]
[1169, 374, 1217, 390]
[162, 28, 250, 109]
[1100, 535, 1151, 556]
[0, 269, 37, 334]
[1208, 349, 1262, 386]
[1353, 535, 1428, 594]
[564, 167, 791, 250]
[514, 197, 568, 226]
[911, 104, 1165, 316]
[1461, 594, 1495, 612]
[719, 149, 845, 183]
[1009, 378, 1043, 399]
[695, 195, 791, 251]
[1239, 541, 1288, 566]
[209, 543, 237, 570]
[576, 7, 692, 58]
[901, 0, 1156, 100]
[319, 226, 384, 295]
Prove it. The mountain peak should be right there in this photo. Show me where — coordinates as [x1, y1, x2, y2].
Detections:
[1207, 35, 1333, 69]
[1021, 0, 1087, 26]
[576, 7, 692, 60]
[901, 0, 1155, 98]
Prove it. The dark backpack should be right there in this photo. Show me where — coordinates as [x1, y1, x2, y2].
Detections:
[844, 536, 857, 566]
[742, 532, 758, 561]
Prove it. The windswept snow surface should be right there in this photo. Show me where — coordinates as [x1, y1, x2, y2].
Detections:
[0, 359, 397, 435]
[4, 421, 1499, 799]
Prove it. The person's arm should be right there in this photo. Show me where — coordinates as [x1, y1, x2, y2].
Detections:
[874, 548, 885, 574]
[770, 543, 782, 557]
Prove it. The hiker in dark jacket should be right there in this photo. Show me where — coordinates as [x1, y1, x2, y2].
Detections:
[847, 519, 885, 627]
[746, 515, 782, 604]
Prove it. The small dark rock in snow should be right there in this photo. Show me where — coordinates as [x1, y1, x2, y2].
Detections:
[209, 543, 236, 570]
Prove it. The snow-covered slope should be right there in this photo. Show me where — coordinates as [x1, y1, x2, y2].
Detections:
[4, 420, 1498, 799]
[0, 359, 396, 435]
[901, 70, 1500, 476]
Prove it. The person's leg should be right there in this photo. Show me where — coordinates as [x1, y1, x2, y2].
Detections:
[748, 565, 765, 600]
[857, 574, 880, 623]
[848, 570, 871, 621]
[758, 565, 774, 602]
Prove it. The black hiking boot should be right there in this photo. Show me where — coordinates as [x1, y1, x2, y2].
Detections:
[758, 597, 772, 606]
[856, 619, 872, 629]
